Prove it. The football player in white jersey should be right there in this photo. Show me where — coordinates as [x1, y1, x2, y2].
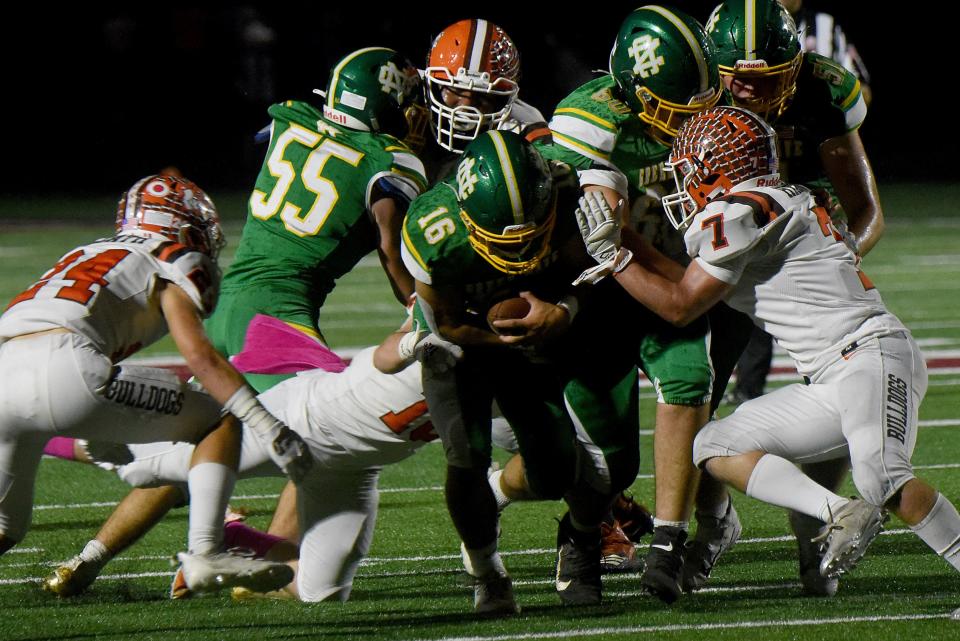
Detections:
[574, 105, 960, 584]
[0, 175, 306, 594]
[44, 316, 452, 602]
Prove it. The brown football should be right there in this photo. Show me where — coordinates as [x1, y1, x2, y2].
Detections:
[486, 296, 531, 335]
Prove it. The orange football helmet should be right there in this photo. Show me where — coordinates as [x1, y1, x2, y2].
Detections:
[662, 106, 779, 230]
[425, 19, 520, 153]
[115, 175, 225, 259]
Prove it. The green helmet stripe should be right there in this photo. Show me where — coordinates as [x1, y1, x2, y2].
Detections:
[489, 131, 524, 224]
[328, 47, 393, 108]
[643, 5, 711, 94]
[745, 0, 757, 60]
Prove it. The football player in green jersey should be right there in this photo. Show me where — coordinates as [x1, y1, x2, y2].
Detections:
[706, 0, 884, 596]
[205, 46, 427, 392]
[537, 5, 741, 604]
[402, 130, 642, 613]
[203, 46, 427, 548]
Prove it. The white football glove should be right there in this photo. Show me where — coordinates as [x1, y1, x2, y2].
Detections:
[398, 325, 464, 373]
[573, 192, 634, 285]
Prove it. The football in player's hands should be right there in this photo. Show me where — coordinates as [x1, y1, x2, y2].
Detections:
[486, 296, 531, 335]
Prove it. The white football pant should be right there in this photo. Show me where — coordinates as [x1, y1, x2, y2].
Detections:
[695, 331, 927, 506]
[0, 333, 221, 540]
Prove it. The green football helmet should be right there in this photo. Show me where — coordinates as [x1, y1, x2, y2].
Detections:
[454, 131, 556, 275]
[318, 47, 420, 138]
[706, 0, 802, 122]
[609, 5, 721, 145]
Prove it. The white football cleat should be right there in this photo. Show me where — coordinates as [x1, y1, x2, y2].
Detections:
[815, 498, 888, 578]
[176, 550, 293, 594]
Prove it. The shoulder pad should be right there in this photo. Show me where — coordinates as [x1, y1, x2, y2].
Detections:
[155, 243, 221, 317]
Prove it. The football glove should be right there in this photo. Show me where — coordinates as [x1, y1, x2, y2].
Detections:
[573, 192, 633, 285]
[397, 324, 464, 373]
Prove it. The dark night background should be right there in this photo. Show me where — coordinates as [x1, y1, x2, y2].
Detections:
[2, 2, 954, 201]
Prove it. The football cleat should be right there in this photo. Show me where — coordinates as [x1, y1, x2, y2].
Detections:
[640, 526, 687, 604]
[170, 566, 191, 599]
[611, 492, 655, 543]
[680, 500, 742, 592]
[600, 519, 644, 574]
[43, 555, 102, 597]
[175, 550, 293, 595]
[814, 498, 888, 578]
[472, 571, 520, 617]
[231, 586, 295, 602]
[555, 513, 602, 606]
[789, 510, 838, 597]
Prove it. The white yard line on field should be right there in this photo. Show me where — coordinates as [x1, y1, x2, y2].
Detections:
[403, 613, 950, 641]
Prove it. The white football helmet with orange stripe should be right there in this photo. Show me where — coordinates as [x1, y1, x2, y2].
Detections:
[662, 106, 779, 230]
[115, 175, 226, 259]
[424, 19, 521, 153]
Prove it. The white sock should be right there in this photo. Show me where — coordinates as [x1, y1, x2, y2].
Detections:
[653, 518, 689, 531]
[488, 469, 512, 512]
[79, 539, 111, 565]
[187, 462, 236, 555]
[910, 493, 960, 571]
[462, 539, 507, 578]
[745, 454, 847, 522]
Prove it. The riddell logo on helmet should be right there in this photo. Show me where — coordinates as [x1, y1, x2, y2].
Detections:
[323, 106, 348, 125]
[734, 59, 770, 70]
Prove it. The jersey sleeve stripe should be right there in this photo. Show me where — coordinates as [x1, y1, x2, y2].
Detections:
[553, 108, 617, 132]
[841, 81, 867, 131]
[550, 114, 617, 154]
[152, 242, 192, 263]
[523, 125, 553, 143]
[401, 225, 430, 274]
[840, 79, 861, 110]
[551, 132, 612, 166]
[390, 151, 428, 186]
[719, 191, 784, 226]
[390, 167, 428, 193]
[366, 171, 421, 208]
[400, 239, 432, 284]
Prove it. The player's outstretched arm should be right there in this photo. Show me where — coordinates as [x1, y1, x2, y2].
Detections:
[159, 282, 312, 482]
[373, 316, 463, 374]
[613, 259, 731, 327]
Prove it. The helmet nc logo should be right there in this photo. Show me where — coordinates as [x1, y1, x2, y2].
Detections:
[456, 157, 479, 200]
[378, 62, 406, 98]
[628, 35, 664, 78]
